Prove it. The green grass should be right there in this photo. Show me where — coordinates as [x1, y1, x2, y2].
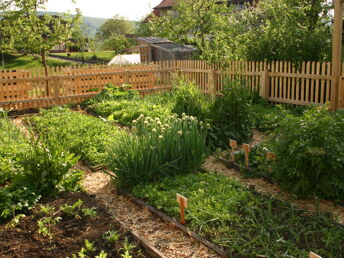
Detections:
[132, 173, 344, 257]
[53, 51, 115, 62]
[1, 54, 74, 70]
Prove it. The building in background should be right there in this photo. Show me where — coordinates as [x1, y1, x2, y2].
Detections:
[137, 37, 196, 63]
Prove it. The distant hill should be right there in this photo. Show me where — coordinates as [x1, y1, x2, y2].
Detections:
[39, 12, 108, 38]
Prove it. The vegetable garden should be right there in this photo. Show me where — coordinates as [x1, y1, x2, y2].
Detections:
[0, 76, 344, 257]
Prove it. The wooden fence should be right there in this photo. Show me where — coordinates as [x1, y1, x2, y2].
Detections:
[0, 60, 343, 110]
[0, 63, 176, 110]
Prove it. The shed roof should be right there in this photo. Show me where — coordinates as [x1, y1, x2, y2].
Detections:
[137, 36, 172, 44]
[152, 42, 196, 52]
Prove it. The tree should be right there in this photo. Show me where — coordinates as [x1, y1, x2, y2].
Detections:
[149, 0, 332, 62]
[150, 0, 232, 62]
[0, 18, 14, 69]
[1, 0, 81, 75]
[96, 15, 134, 41]
[232, 0, 332, 62]
[103, 35, 134, 54]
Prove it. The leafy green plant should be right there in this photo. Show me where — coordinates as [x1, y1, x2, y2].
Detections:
[268, 106, 344, 200]
[133, 173, 344, 257]
[171, 75, 211, 121]
[5, 214, 26, 229]
[107, 114, 208, 190]
[12, 137, 79, 197]
[29, 107, 125, 166]
[208, 78, 253, 149]
[39, 205, 55, 216]
[95, 250, 108, 258]
[102, 230, 120, 244]
[37, 216, 62, 239]
[121, 238, 134, 258]
[60, 199, 97, 219]
[82, 83, 139, 106]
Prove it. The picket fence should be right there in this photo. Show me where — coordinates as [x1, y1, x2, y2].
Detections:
[0, 60, 343, 110]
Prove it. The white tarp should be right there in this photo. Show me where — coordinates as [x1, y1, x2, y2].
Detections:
[107, 54, 141, 65]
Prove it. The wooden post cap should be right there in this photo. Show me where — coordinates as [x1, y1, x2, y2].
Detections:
[309, 251, 322, 258]
[242, 144, 251, 153]
[230, 139, 238, 148]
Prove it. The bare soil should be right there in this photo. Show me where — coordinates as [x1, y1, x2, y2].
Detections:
[0, 192, 148, 258]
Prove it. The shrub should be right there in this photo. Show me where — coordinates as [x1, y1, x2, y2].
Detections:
[107, 114, 208, 190]
[208, 79, 253, 149]
[171, 76, 210, 121]
[269, 106, 344, 200]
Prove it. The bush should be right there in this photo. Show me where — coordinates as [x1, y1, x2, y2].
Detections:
[269, 106, 344, 200]
[107, 114, 208, 190]
[171, 76, 210, 121]
[208, 79, 253, 149]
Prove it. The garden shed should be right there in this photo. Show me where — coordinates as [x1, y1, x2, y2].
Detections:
[137, 37, 196, 63]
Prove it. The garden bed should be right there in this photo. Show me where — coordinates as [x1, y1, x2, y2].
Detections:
[0, 192, 149, 257]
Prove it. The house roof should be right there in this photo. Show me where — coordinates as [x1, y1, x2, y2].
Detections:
[153, 0, 175, 9]
[152, 42, 196, 53]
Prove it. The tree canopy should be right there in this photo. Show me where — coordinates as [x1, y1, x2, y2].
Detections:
[149, 0, 332, 62]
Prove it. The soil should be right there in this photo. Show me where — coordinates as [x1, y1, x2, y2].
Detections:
[0, 192, 148, 258]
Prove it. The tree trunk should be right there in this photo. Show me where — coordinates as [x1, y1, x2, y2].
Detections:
[1, 52, 4, 70]
[41, 49, 50, 97]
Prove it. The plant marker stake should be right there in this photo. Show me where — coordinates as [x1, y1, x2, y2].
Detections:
[242, 144, 251, 168]
[266, 152, 276, 172]
[229, 139, 238, 161]
[309, 251, 322, 258]
[176, 193, 188, 225]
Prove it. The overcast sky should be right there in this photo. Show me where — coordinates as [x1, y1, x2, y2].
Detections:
[42, 0, 162, 20]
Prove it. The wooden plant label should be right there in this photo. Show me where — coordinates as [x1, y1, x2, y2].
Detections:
[229, 139, 238, 161]
[266, 152, 276, 160]
[176, 193, 188, 225]
[309, 251, 322, 258]
[242, 144, 251, 168]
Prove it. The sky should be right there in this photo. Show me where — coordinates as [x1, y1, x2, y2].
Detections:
[42, 0, 162, 21]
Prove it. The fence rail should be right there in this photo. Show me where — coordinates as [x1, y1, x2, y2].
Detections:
[0, 60, 343, 110]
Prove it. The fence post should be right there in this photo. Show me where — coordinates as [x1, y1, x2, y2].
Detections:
[208, 69, 217, 96]
[53, 76, 60, 105]
[124, 70, 130, 85]
[260, 69, 270, 99]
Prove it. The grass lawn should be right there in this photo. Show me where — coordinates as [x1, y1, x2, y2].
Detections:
[1, 54, 74, 70]
[53, 51, 116, 62]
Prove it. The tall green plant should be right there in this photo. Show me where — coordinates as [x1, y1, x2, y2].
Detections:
[107, 114, 208, 190]
[171, 76, 210, 121]
[208, 79, 253, 149]
[269, 106, 344, 200]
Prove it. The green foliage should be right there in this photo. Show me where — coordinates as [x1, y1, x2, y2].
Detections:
[5, 214, 26, 229]
[150, 0, 331, 62]
[0, 118, 30, 185]
[13, 137, 79, 197]
[83, 83, 139, 106]
[107, 114, 208, 190]
[89, 95, 173, 127]
[30, 107, 125, 166]
[269, 106, 344, 200]
[133, 173, 344, 257]
[103, 35, 134, 53]
[208, 79, 253, 149]
[102, 230, 120, 244]
[59, 199, 97, 219]
[37, 216, 62, 239]
[96, 15, 134, 41]
[171, 76, 211, 121]
[121, 238, 134, 258]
